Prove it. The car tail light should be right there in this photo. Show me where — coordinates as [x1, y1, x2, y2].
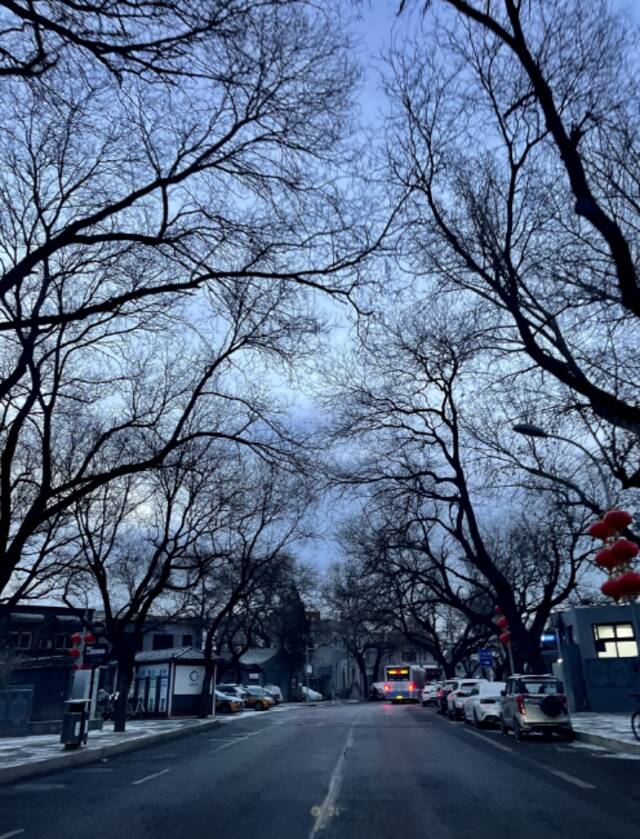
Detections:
[560, 694, 568, 712]
[516, 694, 526, 715]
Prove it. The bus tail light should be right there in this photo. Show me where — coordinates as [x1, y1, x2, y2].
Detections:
[408, 683, 415, 692]
[384, 683, 390, 692]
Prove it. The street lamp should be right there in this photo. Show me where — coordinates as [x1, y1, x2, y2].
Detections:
[512, 423, 613, 507]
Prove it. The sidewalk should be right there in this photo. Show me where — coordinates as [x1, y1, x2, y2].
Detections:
[0, 704, 297, 785]
[572, 712, 640, 755]
[0, 714, 235, 785]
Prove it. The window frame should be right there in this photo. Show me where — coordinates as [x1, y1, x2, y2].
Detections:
[592, 622, 639, 659]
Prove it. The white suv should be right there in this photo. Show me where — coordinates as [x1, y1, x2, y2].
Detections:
[500, 675, 573, 741]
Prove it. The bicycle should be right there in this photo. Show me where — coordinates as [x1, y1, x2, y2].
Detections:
[630, 693, 640, 741]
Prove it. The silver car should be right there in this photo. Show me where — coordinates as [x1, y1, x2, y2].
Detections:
[500, 675, 573, 742]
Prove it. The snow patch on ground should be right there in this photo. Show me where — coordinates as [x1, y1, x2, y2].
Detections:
[0, 705, 295, 769]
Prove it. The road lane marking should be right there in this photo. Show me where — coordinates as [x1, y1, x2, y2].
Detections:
[131, 768, 170, 786]
[14, 783, 66, 791]
[309, 726, 354, 838]
[463, 728, 513, 754]
[0, 830, 25, 839]
[548, 769, 596, 790]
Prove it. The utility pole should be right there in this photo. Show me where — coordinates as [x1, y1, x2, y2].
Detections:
[304, 647, 309, 703]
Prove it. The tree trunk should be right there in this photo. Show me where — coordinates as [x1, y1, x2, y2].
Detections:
[442, 660, 456, 679]
[199, 630, 215, 719]
[372, 648, 384, 683]
[355, 653, 368, 697]
[113, 658, 134, 732]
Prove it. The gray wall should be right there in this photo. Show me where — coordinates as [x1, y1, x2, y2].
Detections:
[557, 604, 640, 712]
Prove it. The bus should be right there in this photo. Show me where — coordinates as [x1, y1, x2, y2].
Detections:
[383, 664, 426, 702]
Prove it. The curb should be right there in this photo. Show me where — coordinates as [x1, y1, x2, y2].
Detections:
[574, 730, 640, 755]
[0, 717, 223, 786]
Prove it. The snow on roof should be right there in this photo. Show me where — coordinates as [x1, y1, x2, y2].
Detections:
[239, 648, 279, 666]
[135, 646, 204, 663]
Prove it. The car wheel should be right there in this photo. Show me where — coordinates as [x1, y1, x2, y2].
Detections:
[473, 710, 483, 729]
[422, 701, 428, 707]
[255, 701, 264, 711]
[221, 702, 231, 714]
[513, 718, 525, 742]
[558, 727, 575, 742]
[500, 717, 508, 737]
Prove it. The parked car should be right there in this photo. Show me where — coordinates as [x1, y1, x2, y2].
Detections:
[299, 685, 323, 702]
[215, 689, 244, 714]
[241, 686, 275, 710]
[421, 683, 442, 706]
[369, 682, 386, 700]
[218, 683, 249, 700]
[463, 681, 506, 728]
[436, 680, 460, 715]
[447, 679, 488, 720]
[500, 675, 573, 742]
[264, 685, 283, 704]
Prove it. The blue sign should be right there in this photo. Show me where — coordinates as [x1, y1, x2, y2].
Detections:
[478, 649, 493, 667]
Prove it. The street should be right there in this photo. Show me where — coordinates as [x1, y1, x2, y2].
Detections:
[1, 701, 639, 839]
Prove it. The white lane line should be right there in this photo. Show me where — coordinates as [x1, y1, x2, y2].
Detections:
[548, 768, 596, 790]
[0, 830, 26, 839]
[463, 728, 513, 754]
[131, 768, 170, 786]
[309, 726, 355, 839]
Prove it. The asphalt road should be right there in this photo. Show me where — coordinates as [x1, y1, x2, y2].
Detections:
[1, 701, 639, 839]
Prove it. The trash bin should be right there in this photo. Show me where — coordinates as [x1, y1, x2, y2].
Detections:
[60, 699, 89, 749]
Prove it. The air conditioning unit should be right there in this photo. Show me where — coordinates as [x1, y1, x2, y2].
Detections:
[38, 639, 53, 650]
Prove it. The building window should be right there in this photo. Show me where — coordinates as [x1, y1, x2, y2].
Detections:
[55, 634, 71, 649]
[182, 634, 193, 647]
[9, 631, 32, 649]
[152, 633, 174, 651]
[593, 623, 638, 659]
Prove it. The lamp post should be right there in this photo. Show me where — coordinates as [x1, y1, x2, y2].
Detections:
[512, 423, 613, 507]
[304, 645, 316, 703]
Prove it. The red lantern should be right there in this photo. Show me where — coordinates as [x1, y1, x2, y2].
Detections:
[603, 510, 633, 532]
[69, 646, 81, 659]
[70, 632, 82, 645]
[609, 539, 639, 564]
[494, 605, 502, 614]
[84, 633, 95, 645]
[496, 616, 509, 630]
[588, 521, 612, 540]
[499, 631, 511, 645]
[616, 571, 640, 599]
[594, 548, 618, 570]
[601, 577, 625, 601]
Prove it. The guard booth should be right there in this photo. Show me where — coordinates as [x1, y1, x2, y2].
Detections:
[134, 647, 224, 717]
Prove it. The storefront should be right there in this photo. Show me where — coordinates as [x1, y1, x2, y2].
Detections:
[134, 646, 223, 717]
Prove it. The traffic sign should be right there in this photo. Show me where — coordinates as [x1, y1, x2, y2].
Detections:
[83, 644, 109, 666]
[478, 649, 493, 667]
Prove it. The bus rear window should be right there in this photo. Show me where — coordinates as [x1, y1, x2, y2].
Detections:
[386, 668, 410, 681]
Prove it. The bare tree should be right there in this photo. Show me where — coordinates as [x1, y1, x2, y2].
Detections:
[389, 0, 640, 473]
[327, 306, 593, 670]
[0, 0, 381, 600]
[324, 552, 395, 696]
[180, 464, 313, 717]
